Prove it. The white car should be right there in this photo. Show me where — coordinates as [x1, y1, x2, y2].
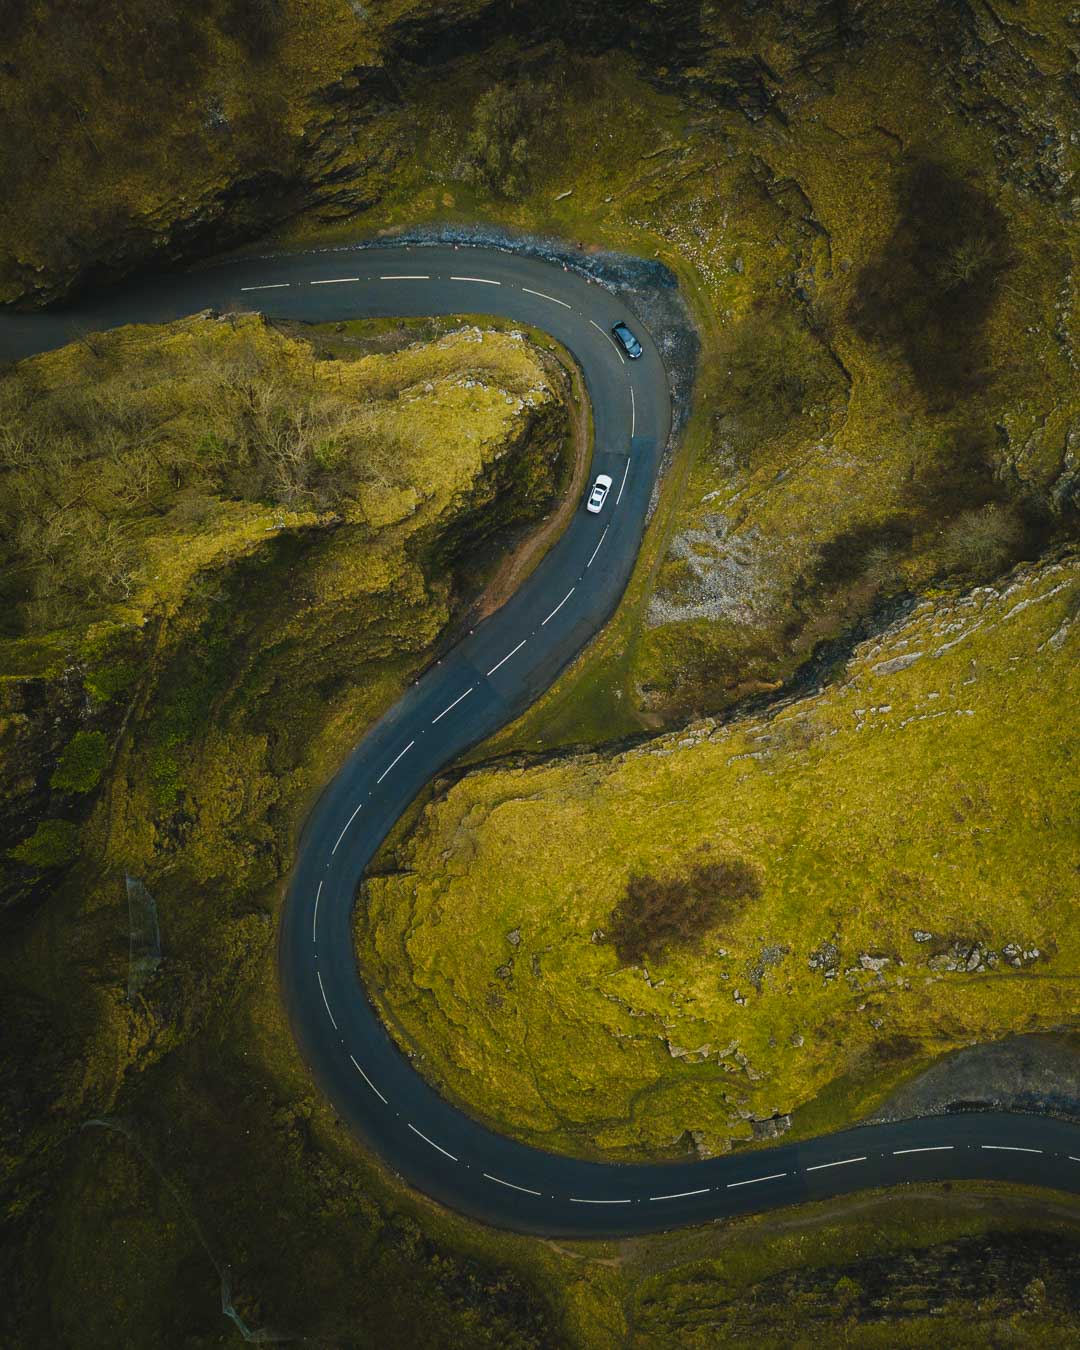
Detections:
[586, 473, 613, 514]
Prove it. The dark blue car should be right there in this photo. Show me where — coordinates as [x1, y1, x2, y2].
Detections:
[611, 321, 643, 359]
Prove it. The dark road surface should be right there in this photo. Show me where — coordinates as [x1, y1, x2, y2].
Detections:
[4, 244, 1078, 1237]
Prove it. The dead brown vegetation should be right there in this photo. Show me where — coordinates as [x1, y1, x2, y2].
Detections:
[607, 857, 762, 965]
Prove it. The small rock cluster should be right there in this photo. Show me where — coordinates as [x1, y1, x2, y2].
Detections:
[751, 1113, 792, 1140]
[805, 932, 1046, 982]
[807, 941, 840, 978]
[927, 939, 1042, 974]
[747, 943, 789, 991]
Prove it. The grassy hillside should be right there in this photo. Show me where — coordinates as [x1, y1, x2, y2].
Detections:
[4, 0, 1077, 739]
[614, 1184, 1080, 1347]
[360, 551, 1079, 1157]
[0, 313, 577, 1345]
[447, 4, 1079, 746]
[0, 312, 571, 900]
[2, 0, 1078, 1343]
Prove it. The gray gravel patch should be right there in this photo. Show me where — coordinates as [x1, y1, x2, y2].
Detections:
[868, 1033, 1080, 1126]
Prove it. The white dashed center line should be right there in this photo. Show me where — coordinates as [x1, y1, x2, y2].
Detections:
[332, 800, 364, 855]
[521, 286, 571, 308]
[590, 318, 624, 358]
[615, 458, 631, 505]
[431, 687, 474, 724]
[806, 1156, 866, 1172]
[586, 527, 608, 568]
[483, 1173, 543, 1197]
[486, 639, 526, 677]
[376, 740, 415, 784]
[349, 1055, 388, 1104]
[541, 587, 575, 626]
[407, 1123, 458, 1162]
[316, 971, 337, 1030]
[245, 255, 1080, 1228]
[312, 879, 323, 943]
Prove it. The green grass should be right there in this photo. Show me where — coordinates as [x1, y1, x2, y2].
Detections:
[359, 552, 1080, 1158]
[0, 312, 580, 1343]
[3, 6, 1079, 1344]
[621, 1183, 1080, 1347]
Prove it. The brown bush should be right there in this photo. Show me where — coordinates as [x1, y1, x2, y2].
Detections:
[938, 502, 1023, 578]
[606, 857, 762, 966]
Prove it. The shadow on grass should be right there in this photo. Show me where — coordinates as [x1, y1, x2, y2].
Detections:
[849, 159, 1012, 410]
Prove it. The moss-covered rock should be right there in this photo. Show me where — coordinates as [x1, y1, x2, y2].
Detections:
[8, 818, 80, 869]
[50, 732, 108, 794]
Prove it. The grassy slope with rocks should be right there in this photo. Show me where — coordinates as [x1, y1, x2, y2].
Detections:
[360, 551, 1079, 1157]
[0, 312, 571, 904]
[458, 1, 1080, 747]
[5, 2, 1076, 741]
[617, 1184, 1080, 1347]
[0, 313, 577, 1346]
[2, 0, 1079, 1343]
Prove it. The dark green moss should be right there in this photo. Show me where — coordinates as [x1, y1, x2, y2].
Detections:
[50, 730, 108, 793]
[8, 818, 80, 868]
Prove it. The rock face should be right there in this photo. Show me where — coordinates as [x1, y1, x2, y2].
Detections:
[872, 653, 923, 676]
[751, 1113, 792, 1140]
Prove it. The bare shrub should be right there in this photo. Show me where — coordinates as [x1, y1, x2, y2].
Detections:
[606, 858, 763, 966]
[939, 503, 1022, 578]
[460, 82, 554, 200]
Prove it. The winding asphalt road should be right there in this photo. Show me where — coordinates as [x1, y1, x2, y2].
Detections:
[3, 245, 1079, 1237]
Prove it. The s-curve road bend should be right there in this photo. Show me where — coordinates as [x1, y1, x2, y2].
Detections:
[4, 245, 1080, 1238]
